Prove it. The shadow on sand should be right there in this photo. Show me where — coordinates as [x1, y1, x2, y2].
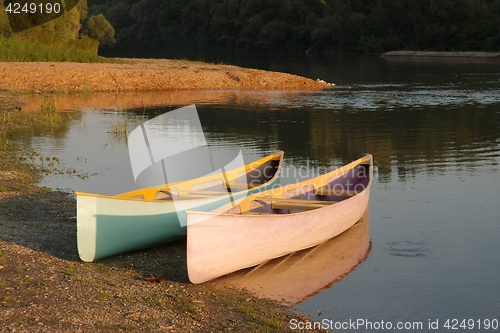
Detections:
[0, 191, 190, 283]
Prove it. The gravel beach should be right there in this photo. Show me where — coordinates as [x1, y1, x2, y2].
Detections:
[0, 58, 332, 93]
[0, 60, 330, 332]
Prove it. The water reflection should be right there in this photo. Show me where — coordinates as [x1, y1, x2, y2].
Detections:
[195, 103, 500, 183]
[214, 209, 370, 304]
[18, 90, 306, 113]
[10, 92, 500, 193]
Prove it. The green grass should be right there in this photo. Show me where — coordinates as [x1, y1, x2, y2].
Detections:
[119, 324, 137, 331]
[0, 36, 115, 63]
[107, 116, 129, 138]
[58, 266, 75, 276]
[80, 86, 95, 99]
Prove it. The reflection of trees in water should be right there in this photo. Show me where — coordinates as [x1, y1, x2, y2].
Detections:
[6, 96, 81, 146]
[196, 104, 500, 181]
[18, 99, 494, 182]
[309, 104, 500, 181]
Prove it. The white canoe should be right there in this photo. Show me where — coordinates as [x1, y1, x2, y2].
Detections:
[213, 209, 370, 303]
[75, 151, 283, 262]
[186, 154, 373, 284]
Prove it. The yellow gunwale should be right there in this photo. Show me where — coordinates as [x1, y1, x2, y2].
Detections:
[186, 154, 373, 217]
[74, 151, 284, 202]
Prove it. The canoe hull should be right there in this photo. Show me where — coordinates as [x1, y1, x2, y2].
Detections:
[213, 209, 370, 304]
[77, 195, 232, 262]
[187, 155, 373, 284]
[76, 152, 283, 262]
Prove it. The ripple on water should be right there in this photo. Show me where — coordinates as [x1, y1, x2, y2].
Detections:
[385, 241, 433, 258]
[264, 84, 500, 110]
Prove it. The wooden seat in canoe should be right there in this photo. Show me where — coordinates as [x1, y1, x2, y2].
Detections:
[156, 183, 259, 200]
[254, 197, 336, 211]
[225, 183, 249, 191]
[225, 182, 261, 191]
[156, 189, 231, 200]
[314, 188, 360, 196]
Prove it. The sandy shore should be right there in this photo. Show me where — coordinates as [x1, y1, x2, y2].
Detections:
[381, 51, 500, 59]
[0, 58, 332, 93]
[0, 94, 327, 332]
[0, 58, 331, 331]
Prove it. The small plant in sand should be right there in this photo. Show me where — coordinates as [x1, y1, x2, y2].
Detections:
[80, 86, 94, 99]
[39, 94, 72, 127]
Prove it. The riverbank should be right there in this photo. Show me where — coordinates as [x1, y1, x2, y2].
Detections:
[381, 51, 500, 60]
[0, 94, 325, 332]
[0, 58, 332, 93]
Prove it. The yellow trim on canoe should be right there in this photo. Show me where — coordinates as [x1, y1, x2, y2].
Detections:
[186, 154, 373, 216]
[74, 151, 284, 202]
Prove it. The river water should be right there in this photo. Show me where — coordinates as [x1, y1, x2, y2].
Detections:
[10, 54, 500, 331]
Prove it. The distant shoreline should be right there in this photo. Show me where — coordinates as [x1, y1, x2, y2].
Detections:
[381, 51, 500, 60]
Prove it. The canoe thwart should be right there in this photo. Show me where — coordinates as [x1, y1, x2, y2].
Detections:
[156, 189, 231, 200]
[314, 188, 360, 196]
[254, 197, 335, 205]
[226, 182, 260, 191]
[254, 197, 336, 211]
[176, 189, 229, 195]
[271, 202, 335, 211]
[255, 197, 336, 210]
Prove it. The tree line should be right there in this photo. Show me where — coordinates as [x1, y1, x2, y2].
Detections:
[88, 0, 500, 54]
[0, 0, 115, 49]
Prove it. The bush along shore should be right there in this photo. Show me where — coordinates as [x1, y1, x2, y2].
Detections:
[0, 36, 111, 63]
[0, 93, 327, 332]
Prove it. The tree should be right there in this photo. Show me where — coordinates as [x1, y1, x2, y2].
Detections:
[83, 14, 116, 45]
[0, 0, 13, 37]
[84, 0, 500, 54]
[41, 2, 83, 42]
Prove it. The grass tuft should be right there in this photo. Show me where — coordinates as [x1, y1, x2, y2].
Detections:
[107, 116, 129, 138]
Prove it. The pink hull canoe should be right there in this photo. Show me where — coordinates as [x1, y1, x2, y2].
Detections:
[186, 154, 373, 284]
[213, 209, 371, 304]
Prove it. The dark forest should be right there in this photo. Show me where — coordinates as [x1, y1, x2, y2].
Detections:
[89, 0, 500, 54]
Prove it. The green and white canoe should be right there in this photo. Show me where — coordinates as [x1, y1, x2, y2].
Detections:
[75, 151, 283, 262]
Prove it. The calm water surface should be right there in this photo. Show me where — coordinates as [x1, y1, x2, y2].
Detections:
[10, 55, 500, 331]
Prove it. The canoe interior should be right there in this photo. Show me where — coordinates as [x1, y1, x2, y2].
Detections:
[112, 153, 282, 201]
[153, 158, 281, 201]
[231, 163, 370, 215]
